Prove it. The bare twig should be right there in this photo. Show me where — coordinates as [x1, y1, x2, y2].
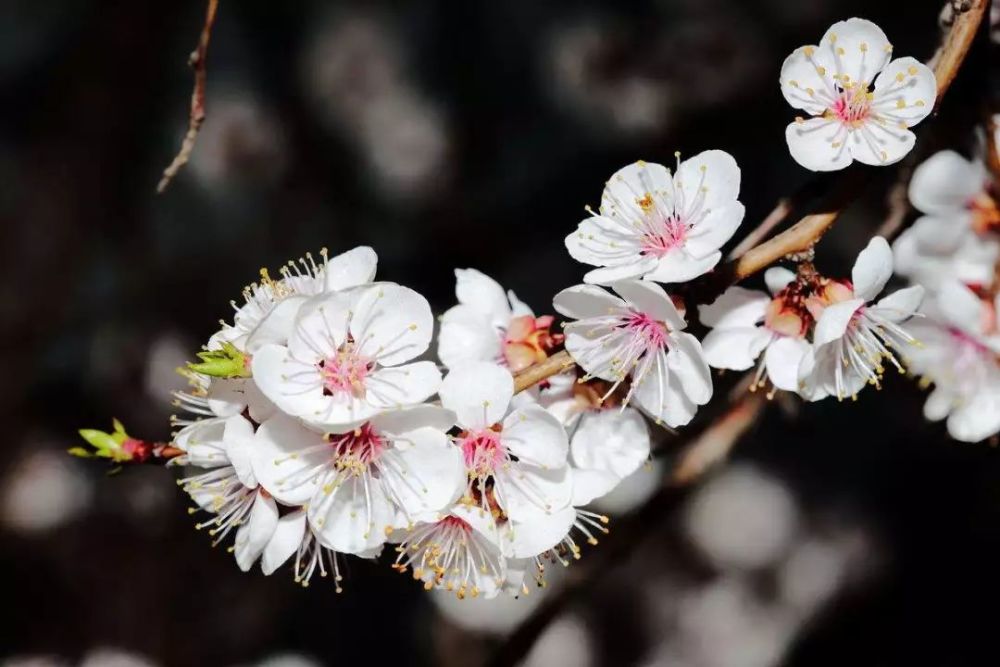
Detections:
[156, 0, 219, 194]
[512, 349, 575, 393]
[727, 198, 793, 259]
[875, 167, 914, 239]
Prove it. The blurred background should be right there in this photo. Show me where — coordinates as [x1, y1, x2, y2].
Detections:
[1, 0, 998, 665]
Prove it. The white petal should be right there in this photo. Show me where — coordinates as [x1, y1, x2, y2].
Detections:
[174, 418, 228, 467]
[785, 118, 853, 172]
[437, 305, 502, 370]
[780, 45, 837, 115]
[612, 280, 686, 331]
[250, 344, 330, 421]
[244, 296, 307, 353]
[507, 290, 534, 318]
[872, 57, 937, 127]
[698, 286, 769, 329]
[310, 477, 395, 554]
[675, 150, 742, 216]
[852, 236, 893, 300]
[234, 493, 279, 572]
[667, 332, 713, 405]
[701, 327, 770, 370]
[633, 352, 697, 428]
[286, 292, 350, 363]
[937, 281, 985, 333]
[351, 283, 434, 366]
[251, 413, 328, 505]
[494, 464, 572, 521]
[948, 393, 1000, 443]
[570, 408, 649, 485]
[223, 415, 258, 488]
[764, 337, 812, 392]
[205, 378, 247, 417]
[570, 468, 621, 507]
[813, 298, 865, 346]
[364, 361, 441, 410]
[565, 215, 644, 269]
[873, 285, 924, 322]
[601, 160, 675, 222]
[582, 258, 658, 285]
[501, 405, 569, 469]
[455, 268, 512, 329]
[371, 404, 458, 435]
[765, 267, 796, 294]
[439, 361, 513, 430]
[813, 18, 892, 86]
[261, 510, 307, 575]
[685, 202, 746, 258]
[506, 507, 576, 559]
[847, 122, 916, 167]
[923, 386, 952, 422]
[324, 246, 378, 291]
[907, 150, 982, 216]
[643, 249, 721, 283]
[553, 284, 625, 320]
[380, 428, 465, 520]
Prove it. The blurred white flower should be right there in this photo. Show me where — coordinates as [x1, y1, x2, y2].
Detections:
[684, 466, 798, 571]
[79, 648, 157, 667]
[2, 447, 93, 533]
[254, 654, 322, 667]
[591, 459, 663, 516]
[781, 18, 936, 171]
[565, 152, 744, 284]
[522, 615, 593, 667]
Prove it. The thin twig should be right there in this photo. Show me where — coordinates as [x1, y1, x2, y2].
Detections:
[727, 198, 793, 259]
[875, 167, 914, 239]
[157, 0, 220, 194]
[512, 349, 575, 393]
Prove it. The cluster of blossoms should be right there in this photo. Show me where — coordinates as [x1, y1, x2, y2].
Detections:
[73, 16, 1000, 602]
[891, 149, 1000, 441]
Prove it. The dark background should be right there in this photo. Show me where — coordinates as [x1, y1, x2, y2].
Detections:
[2, 1, 998, 665]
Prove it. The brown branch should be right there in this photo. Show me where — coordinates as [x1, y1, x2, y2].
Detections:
[727, 198, 793, 259]
[512, 349, 575, 393]
[156, 0, 219, 194]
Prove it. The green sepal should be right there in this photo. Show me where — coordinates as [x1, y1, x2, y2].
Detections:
[186, 341, 251, 379]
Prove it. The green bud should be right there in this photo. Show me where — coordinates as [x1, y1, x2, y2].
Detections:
[76, 419, 137, 462]
[186, 341, 251, 379]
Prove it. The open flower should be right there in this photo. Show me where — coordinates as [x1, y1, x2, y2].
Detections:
[698, 268, 814, 394]
[564, 151, 745, 284]
[252, 283, 441, 431]
[437, 269, 563, 372]
[904, 283, 1000, 443]
[798, 237, 925, 400]
[440, 361, 572, 521]
[781, 18, 936, 171]
[174, 414, 302, 574]
[249, 407, 465, 554]
[893, 150, 1000, 290]
[553, 280, 712, 427]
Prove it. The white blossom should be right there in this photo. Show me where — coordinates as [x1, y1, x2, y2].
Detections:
[781, 18, 936, 171]
[699, 267, 814, 394]
[252, 283, 441, 431]
[892, 150, 1000, 290]
[564, 151, 745, 284]
[798, 237, 925, 400]
[249, 407, 464, 554]
[553, 280, 712, 427]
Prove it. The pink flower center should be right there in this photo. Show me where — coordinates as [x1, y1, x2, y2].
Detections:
[640, 216, 688, 258]
[318, 342, 373, 398]
[625, 311, 668, 349]
[327, 422, 385, 475]
[829, 85, 872, 127]
[459, 429, 508, 478]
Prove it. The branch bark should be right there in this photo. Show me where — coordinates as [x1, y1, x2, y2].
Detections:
[157, 0, 220, 194]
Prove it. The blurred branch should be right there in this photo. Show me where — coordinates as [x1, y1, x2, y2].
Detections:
[156, 0, 219, 194]
[512, 0, 987, 397]
[727, 198, 793, 259]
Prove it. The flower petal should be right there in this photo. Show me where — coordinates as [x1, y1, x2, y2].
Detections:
[251, 344, 331, 422]
[324, 246, 378, 291]
[813, 18, 892, 87]
[907, 150, 983, 216]
[937, 281, 985, 334]
[667, 332, 713, 405]
[765, 267, 796, 294]
[364, 361, 442, 411]
[633, 355, 698, 428]
[371, 404, 458, 435]
[643, 249, 721, 283]
[566, 215, 645, 269]
[261, 510, 307, 575]
[701, 327, 770, 370]
[583, 258, 659, 285]
[287, 292, 350, 363]
[251, 413, 328, 505]
[502, 405, 569, 469]
[780, 45, 837, 115]
[506, 507, 576, 558]
[553, 284, 625, 320]
[611, 280, 686, 330]
[455, 268, 512, 329]
[245, 296, 308, 353]
[439, 361, 513, 430]
[847, 123, 916, 167]
[601, 160, 675, 222]
[851, 236, 893, 301]
[675, 150, 742, 217]
[310, 476, 395, 554]
[234, 492, 279, 572]
[685, 202, 746, 258]
[764, 336, 812, 392]
[785, 118, 853, 172]
[437, 305, 501, 370]
[570, 408, 649, 484]
[380, 427, 465, 521]
[813, 298, 865, 347]
[873, 285, 924, 322]
[351, 284, 434, 366]
[698, 286, 769, 329]
[872, 57, 937, 127]
[494, 464, 572, 521]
